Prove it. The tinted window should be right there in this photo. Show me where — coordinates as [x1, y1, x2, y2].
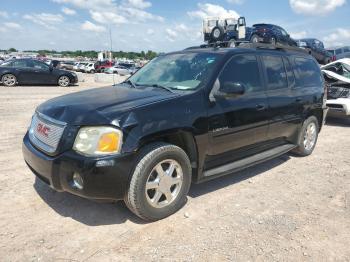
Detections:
[219, 54, 263, 93]
[33, 60, 49, 69]
[294, 57, 323, 87]
[262, 55, 288, 90]
[13, 60, 29, 68]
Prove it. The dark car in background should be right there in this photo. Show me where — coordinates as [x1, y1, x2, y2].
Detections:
[0, 59, 78, 87]
[250, 24, 297, 46]
[297, 38, 332, 65]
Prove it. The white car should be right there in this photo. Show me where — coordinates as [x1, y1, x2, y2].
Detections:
[77, 62, 89, 72]
[83, 63, 96, 73]
[322, 58, 350, 117]
[105, 65, 131, 76]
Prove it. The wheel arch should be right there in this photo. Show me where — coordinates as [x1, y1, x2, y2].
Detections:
[136, 130, 199, 181]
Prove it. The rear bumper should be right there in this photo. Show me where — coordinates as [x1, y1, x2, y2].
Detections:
[22, 133, 137, 200]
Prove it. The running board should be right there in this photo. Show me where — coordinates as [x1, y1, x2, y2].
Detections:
[203, 144, 296, 178]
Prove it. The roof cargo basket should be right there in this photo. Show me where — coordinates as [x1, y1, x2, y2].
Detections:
[238, 42, 308, 54]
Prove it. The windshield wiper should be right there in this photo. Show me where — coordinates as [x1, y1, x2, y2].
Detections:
[122, 79, 137, 88]
[147, 84, 173, 93]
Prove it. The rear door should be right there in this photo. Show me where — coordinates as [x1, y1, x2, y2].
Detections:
[12, 60, 36, 84]
[261, 54, 302, 143]
[206, 53, 269, 169]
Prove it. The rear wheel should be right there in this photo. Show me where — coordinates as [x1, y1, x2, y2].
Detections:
[1, 74, 17, 87]
[125, 143, 191, 221]
[250, 34, 259, 43]
[58, 75, 70, 87]
[293, 116, 319, 156]
[271, 37, 277, 45]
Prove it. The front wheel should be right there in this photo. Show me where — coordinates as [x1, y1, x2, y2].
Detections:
[58, 75, 70, 87]
[293, 116, 319, 156]
[1, 74, 17, 87]
[125, 143, 192, 221]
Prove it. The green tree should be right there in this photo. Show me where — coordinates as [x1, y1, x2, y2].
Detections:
[8, 47, 17, 52]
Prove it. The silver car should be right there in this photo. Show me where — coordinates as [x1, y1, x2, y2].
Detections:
[327, 46, 350, 61]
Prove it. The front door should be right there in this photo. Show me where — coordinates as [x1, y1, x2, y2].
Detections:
[29, 60, 54, 84]
[206, 54, 269, 169]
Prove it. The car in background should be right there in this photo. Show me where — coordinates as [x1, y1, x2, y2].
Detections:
[250, 24, 297, 46]
[77, 62, 89, 72]
[297, 38, 332, 65]
[95, 60, 114, 73]
[60, 61, 75, 70]
[204, 17, 297, 47]
[104, 65, 130, 75]
[327, 46, 350, 61]
[129, 65, 142, 75]
[0, 58, 78, 87]
[82, 63, 96, 73]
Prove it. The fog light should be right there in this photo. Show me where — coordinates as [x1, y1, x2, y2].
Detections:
[72, 172, 84, 190]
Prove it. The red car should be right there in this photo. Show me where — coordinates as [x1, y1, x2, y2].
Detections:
[95, 60, 115, 73]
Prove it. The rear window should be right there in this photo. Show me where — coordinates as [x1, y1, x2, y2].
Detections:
[294, 57, 323, 87]
[262, 55, 288, 90]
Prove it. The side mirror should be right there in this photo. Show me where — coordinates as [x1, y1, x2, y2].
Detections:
[49, 64, 54, 71]
[216, 82, 245, 98]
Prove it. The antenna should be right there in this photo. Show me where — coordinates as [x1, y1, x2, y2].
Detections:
[109, 26, 116, 86]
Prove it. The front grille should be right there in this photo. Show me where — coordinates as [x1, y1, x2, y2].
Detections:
[327, 86, 350, 99]
[327, 104, 344, 109]
[29, 113, 66, 154]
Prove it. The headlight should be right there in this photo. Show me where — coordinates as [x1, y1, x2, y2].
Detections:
[73, 126, 123, 156]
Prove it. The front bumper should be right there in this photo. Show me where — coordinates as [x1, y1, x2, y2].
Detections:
[22, 133, 137, 200]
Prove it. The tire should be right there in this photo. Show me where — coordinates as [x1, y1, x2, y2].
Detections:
[228, 40, 236, 48]
[90, 69, 95, 74]
[1, 74, 17, 87]
[125, 143, 192, 221]
[271, 37, 277, 45]
[210, 26, 224, 42]
[57, 75, 70, 87]
[250, 34, 259, 43]
[292, 116, 319, 156]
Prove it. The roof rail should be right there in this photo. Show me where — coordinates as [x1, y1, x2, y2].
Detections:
[238, 42, 308, 54]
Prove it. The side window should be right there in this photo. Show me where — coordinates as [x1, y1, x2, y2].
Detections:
[33, 61, 49, 70]
[219, 54, 263, 93]
[283, 57, 296, 88]
[343, 47, 350, 52]
[294, 57, 323, 87]
[262, 55, 288, 90]
[13, 60, 29, 68]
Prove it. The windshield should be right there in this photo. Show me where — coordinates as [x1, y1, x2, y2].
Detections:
[129, 52, 221, 91]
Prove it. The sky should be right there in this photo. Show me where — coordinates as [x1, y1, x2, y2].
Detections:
[0, 0, 349, 52]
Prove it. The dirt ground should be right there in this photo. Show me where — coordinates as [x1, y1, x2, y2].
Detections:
[0, 79, 349, 261]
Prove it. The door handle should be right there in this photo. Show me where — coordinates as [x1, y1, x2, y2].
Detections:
[256, 104, 266, 111]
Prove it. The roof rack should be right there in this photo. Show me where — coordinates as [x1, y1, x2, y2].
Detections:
[184, 42, 308, 54]
[238, 42, 308, 54]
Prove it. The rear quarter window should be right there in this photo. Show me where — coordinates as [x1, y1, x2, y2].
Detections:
[293, 57, 323, 87]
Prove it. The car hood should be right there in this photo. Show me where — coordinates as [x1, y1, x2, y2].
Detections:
[36, 85, 179, 125]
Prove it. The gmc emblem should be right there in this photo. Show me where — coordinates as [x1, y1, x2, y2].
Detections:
[37, 123, 50, 137]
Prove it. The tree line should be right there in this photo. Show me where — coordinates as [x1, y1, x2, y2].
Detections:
[1, 48, 158, 60]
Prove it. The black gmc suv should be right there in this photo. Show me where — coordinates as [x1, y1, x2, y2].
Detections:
[22, 44, 327, 221]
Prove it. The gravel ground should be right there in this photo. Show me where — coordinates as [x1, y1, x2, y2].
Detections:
[0, 80, 349, 261]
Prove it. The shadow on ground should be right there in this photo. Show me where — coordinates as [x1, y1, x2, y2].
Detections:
[34, 154, 291, 226]
[326, 116, 350, 127]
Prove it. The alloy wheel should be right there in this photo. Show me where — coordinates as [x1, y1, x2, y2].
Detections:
[58, 76, 70, 87]
[303, 122, 317, 151]
[145, 159, 183, 209]
[2, 74, 16, 86]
